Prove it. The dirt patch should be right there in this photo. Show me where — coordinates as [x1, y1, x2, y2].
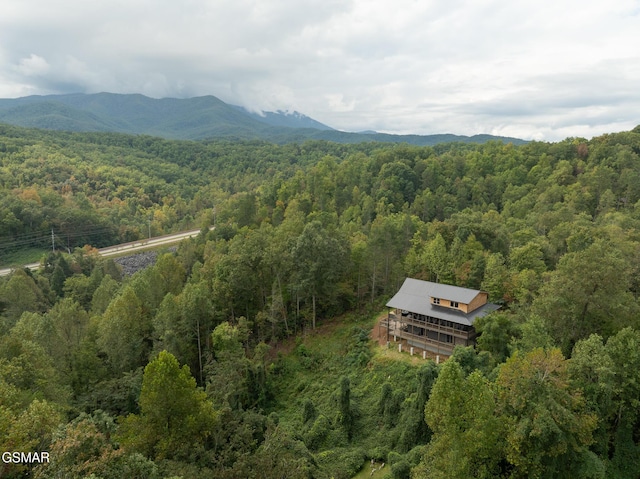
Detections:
[370, 312, 391, 347]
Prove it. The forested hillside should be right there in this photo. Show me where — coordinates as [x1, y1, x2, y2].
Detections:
[0, 94, 527, 145]
[1, 123, 640, 478]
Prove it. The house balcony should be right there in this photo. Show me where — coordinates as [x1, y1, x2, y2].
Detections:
[401, 316, 474, 342]
[384, 309, 476, 354]
[385, 322, 456, 355]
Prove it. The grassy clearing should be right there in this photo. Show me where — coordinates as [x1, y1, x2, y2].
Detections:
[374, 344, 429, 366]
[352, 463, 389, 479]
[0, 247, 46, 267]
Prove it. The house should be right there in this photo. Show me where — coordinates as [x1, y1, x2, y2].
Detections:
[384, 278, 499, 357]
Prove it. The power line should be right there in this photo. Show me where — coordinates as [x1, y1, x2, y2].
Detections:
[0, 235, 51, 250]
[0, 225, 116, 252]
[0, 224, 114, 244]
[0, 230, 52, 241]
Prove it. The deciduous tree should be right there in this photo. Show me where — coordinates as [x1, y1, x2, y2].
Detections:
[496, 348, 599, 478]
[117, 350, 218, 460]
[533, 241, 639, 354]
[417, 359, 502, 479]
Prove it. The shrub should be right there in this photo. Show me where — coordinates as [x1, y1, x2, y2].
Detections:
[391, 460, 411, 479]
[304, 415, 331, 451]
[316, 448, 367, 479]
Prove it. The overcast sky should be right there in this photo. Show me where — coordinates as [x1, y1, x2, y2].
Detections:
[1, 0, 639, 140]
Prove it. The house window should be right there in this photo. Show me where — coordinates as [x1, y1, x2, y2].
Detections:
[432, 297, 440, 305]
[450, 301, 459, 308]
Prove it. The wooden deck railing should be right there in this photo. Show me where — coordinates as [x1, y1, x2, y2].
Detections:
[385, 309, 475, 349]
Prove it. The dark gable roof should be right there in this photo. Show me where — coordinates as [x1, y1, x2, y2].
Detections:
[393, 278, 483, 303]
[386, 278, 499, 326]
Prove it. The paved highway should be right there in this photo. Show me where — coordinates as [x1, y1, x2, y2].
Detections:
[0, 227, 206, 277]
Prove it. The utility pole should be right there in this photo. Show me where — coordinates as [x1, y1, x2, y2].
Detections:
[51, 228, 55, 252]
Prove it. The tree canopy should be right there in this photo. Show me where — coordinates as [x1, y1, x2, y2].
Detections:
[1, 124, 640, 478]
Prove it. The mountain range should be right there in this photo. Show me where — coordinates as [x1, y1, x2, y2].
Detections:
[0, 93, 527, 145]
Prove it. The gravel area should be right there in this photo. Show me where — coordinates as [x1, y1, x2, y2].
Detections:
[113, 247, 176, 276]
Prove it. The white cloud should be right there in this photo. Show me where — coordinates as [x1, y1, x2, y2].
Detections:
[0, 0, 639, 140]
[15, 54, 50, 76]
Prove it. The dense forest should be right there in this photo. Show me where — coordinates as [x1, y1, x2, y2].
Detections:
[1, 123, 640, 478]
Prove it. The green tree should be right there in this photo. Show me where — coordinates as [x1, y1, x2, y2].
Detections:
[152, 293, 183, 362]
[481, 253, 511, 302]
[248, 425, 317, 479]
[205, 320, 252, 410]
[416, 359, 502, 479]
[533, 240, 639, 354]
[97, 286, 152, 373]
[0, 334, 71, 405]
[605, 328, 640, 421]
[601, 328, 640, 476]
[117, 351, 218, 460]
[424, 233, 452, 283]
[154, 280, 214, 385]
[142, 253, 186, 308]
[509, 242, 546, 274]
[14, 298, 89, 382]
[496, 348, 600, 478]
[568, 334, 615, 457]
[35, 415, 159, 479]
[0, 269, 49, 327]
[211, 227, 271, 324]
[475, 312, 518, 364]
[292, 221, 348, 329]
[375, 161, 419, 212]
[337, 376, 354, 440]
[0, 399, 63, 479]
[398, 362, 438, 452]
[368, 213, 417, 299]
[509, 315, 555, 354]
[90, 274, 120, 315]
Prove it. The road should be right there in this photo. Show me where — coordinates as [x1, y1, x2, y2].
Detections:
[0, 227, 206, 277]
